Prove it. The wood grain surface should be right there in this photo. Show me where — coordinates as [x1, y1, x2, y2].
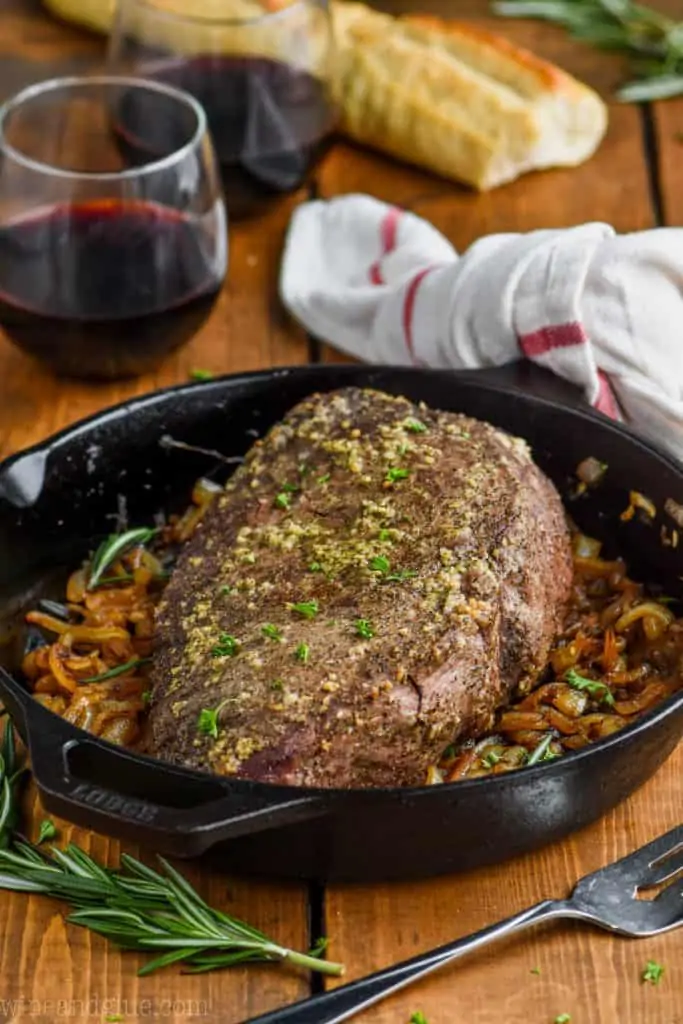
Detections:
[0, 0, 681, 1022]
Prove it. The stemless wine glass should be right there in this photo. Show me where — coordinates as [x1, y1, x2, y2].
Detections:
[0, 75, 227, 380]
[107, 0, 338, 219]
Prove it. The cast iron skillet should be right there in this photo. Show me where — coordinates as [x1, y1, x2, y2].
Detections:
[0, 364, 682, 883]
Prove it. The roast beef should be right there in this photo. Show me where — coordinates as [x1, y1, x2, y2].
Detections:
[149, 387, 572, 788]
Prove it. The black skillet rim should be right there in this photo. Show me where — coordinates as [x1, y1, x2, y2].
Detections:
[1, 362, 682, 801]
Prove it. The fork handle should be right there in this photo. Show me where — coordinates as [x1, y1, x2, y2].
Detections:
[247, 898, 569, 1024]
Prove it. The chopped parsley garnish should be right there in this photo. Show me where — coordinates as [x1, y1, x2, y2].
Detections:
[554, 1016, 571, 1024]
[274, 492, 291, 510]
[318, 473, 331, 484]
[288, 600, 319, 619]
[530, 966, 541, 975]
[355, 618, 375, 639]
[384, 569, 418, 583]
[37, 819, 58, 844]
[220, 585, 234, 595]
[189, 368, 214, 381]
[197, 709, 218, 737]
[308, 562, 323, 573]
[526, 733, 556, 766]
[295, 642, 310, 663]
[385, 467, 410, 483]
[397, 443, 410, 456]
[378, 528, 392, 543]
[262, 624, 283, 641]
[482, 750, 501, 768]
[197, 698, 232, 739]
[368, 555, 416, 582]
[281, 482, 299, 493]
[404, 419, 428, 434]
[565, 669, 615, 706]
[271, 679, 284, 691]
[211, 633, 240, 658]
[141, 690, 152, 705]
[409, 1014, 429, 1024]
[642, 960, 665, 985]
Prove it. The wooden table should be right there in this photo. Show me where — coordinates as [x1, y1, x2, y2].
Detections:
[0, 1, 681, 1021]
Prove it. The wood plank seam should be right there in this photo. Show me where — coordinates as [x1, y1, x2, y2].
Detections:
[640, 104, 665, 227]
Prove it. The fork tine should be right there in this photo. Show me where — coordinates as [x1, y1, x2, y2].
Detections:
[604, 826, 683, 880]
[639, 844, 683, 888]
[653, 874, 683, 923]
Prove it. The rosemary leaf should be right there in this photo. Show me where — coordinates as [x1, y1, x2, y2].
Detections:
[183, 949, 272, 973]
[617, 74, 683, 101]
[137, 947, 202, 976]
[88, 527, 158, 590]
[527, 733, 556, 766]
[83, 658, 151, 684]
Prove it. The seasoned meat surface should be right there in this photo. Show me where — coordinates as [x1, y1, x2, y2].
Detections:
[149, 388, 572, 788]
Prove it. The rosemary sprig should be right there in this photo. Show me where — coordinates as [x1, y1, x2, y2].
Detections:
[83, 657, 151, 684]
[492, 0, 683, 101]
[0, 721, 343, 978]
[88, 527, 158, 590]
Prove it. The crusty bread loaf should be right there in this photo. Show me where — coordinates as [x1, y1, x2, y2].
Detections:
[332, 3, 608, 189]
[43, 0, 608, 190]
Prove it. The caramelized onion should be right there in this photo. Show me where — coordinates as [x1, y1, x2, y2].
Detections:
[66, 568, 87, 604]
[621, 491, 656, 523]
[576, 458, 608, 487]
[614, 602, 674, 634]
[48, 642, 78, 694]
[613, 682, 670, 716]
[573, 556, 625, 578]
[573, 534, 602, 558]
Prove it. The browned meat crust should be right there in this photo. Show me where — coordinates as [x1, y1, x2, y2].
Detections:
[149, 387, 572, 788]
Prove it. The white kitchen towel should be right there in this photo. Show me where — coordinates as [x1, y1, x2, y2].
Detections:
[280, 193, 683, 462]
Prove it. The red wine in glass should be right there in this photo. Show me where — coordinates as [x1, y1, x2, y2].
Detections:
[0, 200, 222, 379]
[0, 76, 226, 380]
[115, 55, 337, 218]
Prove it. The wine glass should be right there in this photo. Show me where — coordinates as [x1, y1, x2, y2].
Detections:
[107, 0, 338, 219]
[0, 75, 227, 380]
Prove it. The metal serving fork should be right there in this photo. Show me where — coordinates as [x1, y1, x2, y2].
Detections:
[248, 825, 683, 1024]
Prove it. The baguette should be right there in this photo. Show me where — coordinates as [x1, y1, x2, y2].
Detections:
[43, 0, 608, 190]
[332, 3, 608, 189]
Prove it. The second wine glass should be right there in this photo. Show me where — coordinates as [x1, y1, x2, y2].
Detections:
[107, 0, 338, 219]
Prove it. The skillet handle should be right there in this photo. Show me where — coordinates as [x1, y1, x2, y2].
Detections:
[0, 669, 325, 857]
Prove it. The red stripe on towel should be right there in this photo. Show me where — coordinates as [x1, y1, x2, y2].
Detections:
[402, 267, 435, 365]
[519, 322, 587, 358]
[368, 207, 402, 285]
[593, 370, 620, 420]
